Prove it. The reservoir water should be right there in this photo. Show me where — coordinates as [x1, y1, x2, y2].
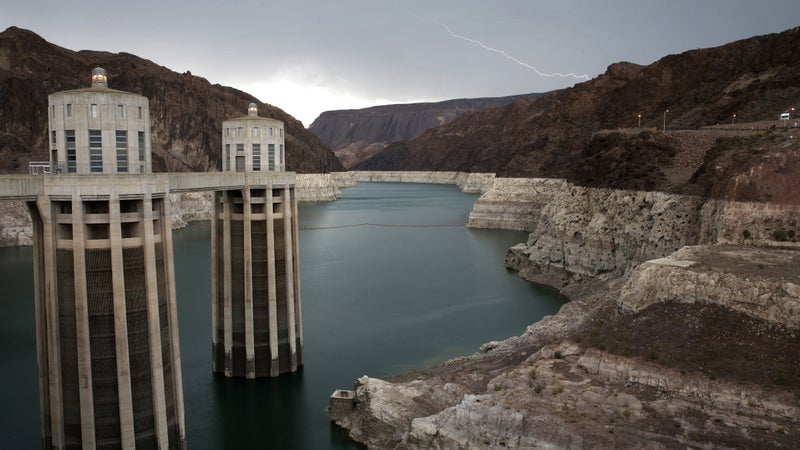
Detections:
[0, 182, 566, 449]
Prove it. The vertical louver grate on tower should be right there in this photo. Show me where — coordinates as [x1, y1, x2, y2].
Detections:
[86, 248, 121, 449]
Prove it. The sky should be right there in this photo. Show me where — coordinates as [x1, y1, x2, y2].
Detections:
[3, 1, 799, 126]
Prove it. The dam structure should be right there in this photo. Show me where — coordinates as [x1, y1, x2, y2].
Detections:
[0, 70, 302, 448]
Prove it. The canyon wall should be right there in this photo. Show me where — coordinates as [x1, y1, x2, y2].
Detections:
[348, 171, 495, 193]
[465, 178, 566, 231]
[501, 182, 800, 285]
[506, 185, 706, 283]
[484, 176, 800, 331]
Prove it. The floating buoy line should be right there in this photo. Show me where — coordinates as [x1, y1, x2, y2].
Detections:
[300, 223, 464, 230]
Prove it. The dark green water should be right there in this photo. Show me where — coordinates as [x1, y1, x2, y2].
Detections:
[0, 182, 566, 449]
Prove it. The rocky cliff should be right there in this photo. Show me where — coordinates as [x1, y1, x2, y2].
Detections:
[309, 95, 543, 168]
[0, 26, 344, 174]
[506, 185, 706, 284]
[466, 178, 566, 232]
[334, 177, 800, 448]
[505, 184, 800, 288]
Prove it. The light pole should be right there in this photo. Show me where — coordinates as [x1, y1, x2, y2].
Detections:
[638, 114, 641, 128]
[732, 114, 736, 125]
[663, 109, 669, 132]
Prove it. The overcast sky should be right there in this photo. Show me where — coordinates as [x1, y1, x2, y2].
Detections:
[3, 1, 799, 126]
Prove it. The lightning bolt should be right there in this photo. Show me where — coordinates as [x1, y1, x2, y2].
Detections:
[426, 17, 589, 81]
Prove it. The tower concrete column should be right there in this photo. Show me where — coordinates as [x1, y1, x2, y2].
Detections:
[243, 188, 255, 378]
[222, 191, 233, 376]
[69, 192, 95, 449]
[282, 187, 298, 371]
[210, 191, 220, 373]
[160, 190, 187, 446]
[28, 199, 64, 448]
[26, 202, 51, 446]
[291, 187, 304, 367]
[266, 186, 279, 376]
[108, 194, 135, 448]
[141, 193, 170, 448]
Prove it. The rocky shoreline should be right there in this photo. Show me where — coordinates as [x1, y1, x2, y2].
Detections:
[325, 173, 800, 449]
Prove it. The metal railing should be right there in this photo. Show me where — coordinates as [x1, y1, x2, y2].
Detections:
[28, 161, 53, 175]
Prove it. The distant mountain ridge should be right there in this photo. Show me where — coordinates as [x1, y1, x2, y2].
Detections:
[309, 94, 543, 168]
[0, 26, 344, 174]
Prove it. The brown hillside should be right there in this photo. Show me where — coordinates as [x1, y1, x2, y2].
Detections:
[354, 27, 800, 201]
[0, 26, 344, 174]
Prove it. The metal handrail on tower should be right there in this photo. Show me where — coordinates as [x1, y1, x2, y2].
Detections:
[28, 161, 51, 175]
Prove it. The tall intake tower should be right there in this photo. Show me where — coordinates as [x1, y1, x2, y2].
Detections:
[29, 68, 186, 448]
[212, 103, 303, 377]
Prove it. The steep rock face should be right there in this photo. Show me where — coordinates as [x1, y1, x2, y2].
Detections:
[354, 27, 800, 181]
[690, 132, 800, 204]
[502, 181, 800, 287]
[507, 184, 706, 282]
[699, 199, 800, 245]
[309, 95, 543, 168]
[0, 26, 344, 174]
[466, 178, 566, 232]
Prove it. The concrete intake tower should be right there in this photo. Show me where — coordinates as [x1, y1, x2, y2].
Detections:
[31, 68, 186, 448]
[212, 103, 303, 378]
